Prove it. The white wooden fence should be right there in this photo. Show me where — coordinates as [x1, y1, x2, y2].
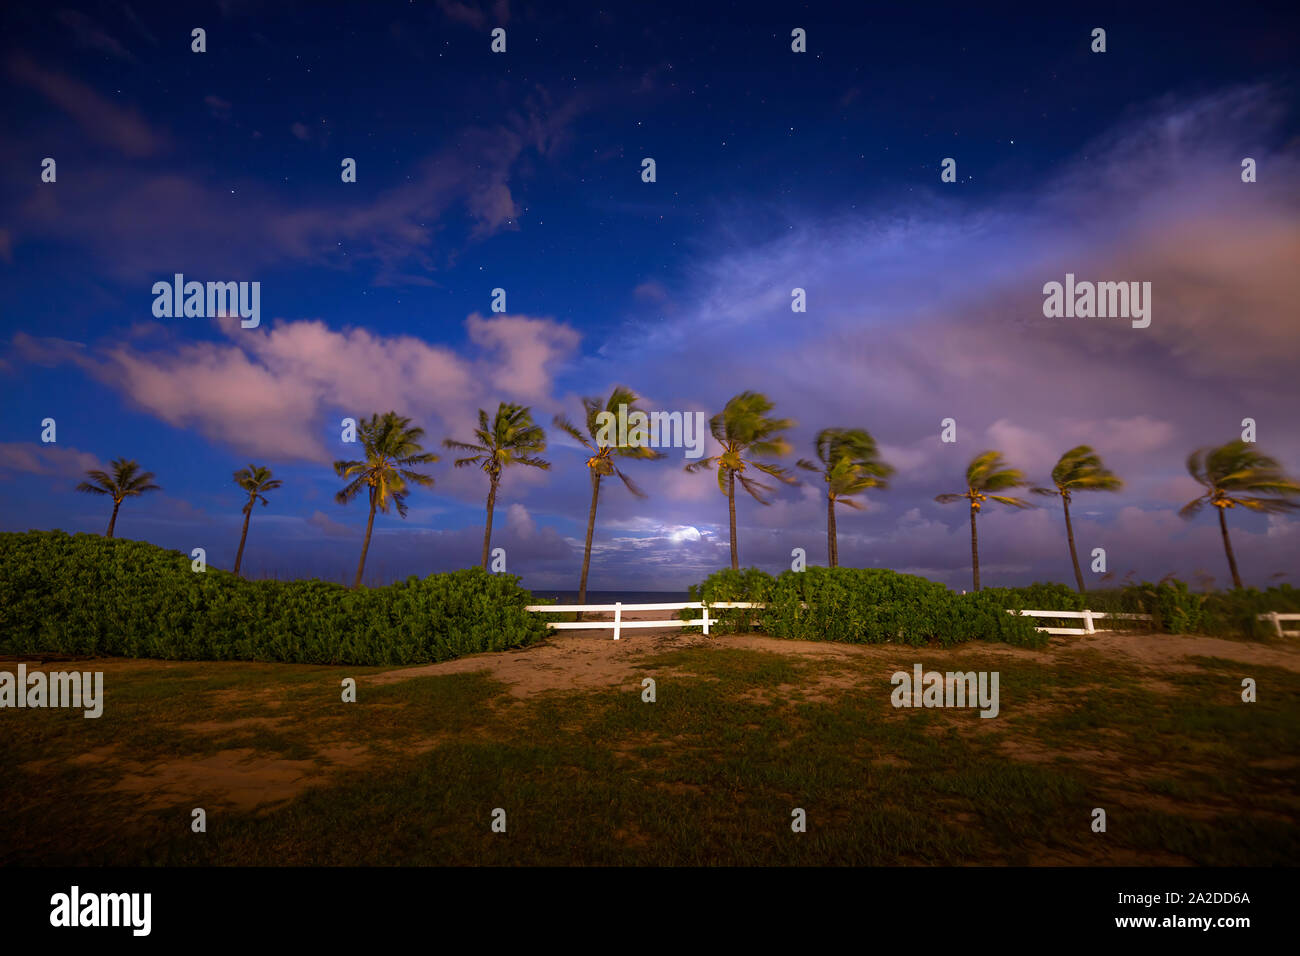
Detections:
[522, 601, 719, 640]
[1259, 612, 1300, 638]
[525, 601, 1150, 640]
[1011, 609, 1152, 636]
[524, 603, 1300, 640]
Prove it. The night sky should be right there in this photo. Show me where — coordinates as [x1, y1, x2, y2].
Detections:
[2, 1, 1298, 591]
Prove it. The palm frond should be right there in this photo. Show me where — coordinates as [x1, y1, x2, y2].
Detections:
[987, 494, 1033, 509]
[335, 474, 369, 505]
[737, 472, 774, 504]
[552, 415, 592, 449]
[512, 455, 552, 470]
[1233, 496, 1300, 514]
[614, 466, 647, 499]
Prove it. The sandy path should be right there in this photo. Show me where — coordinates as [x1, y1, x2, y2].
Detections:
[368, 610, 702, 696]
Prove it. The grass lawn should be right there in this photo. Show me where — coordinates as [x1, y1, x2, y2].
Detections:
[2, 629, 1297, 865]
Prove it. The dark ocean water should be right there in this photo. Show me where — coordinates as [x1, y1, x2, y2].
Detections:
[528, 590, 689, 605]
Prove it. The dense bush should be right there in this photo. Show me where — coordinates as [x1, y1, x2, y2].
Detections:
[683, 567, 774, 633]
[685, 566, 1046, 647]
[0, 530, 550, 665]
[979, 581, 1141, 633]
[970, 578, 1300, 637]
[685, 567, 1297, 643]
[980, 582, 1085, 613]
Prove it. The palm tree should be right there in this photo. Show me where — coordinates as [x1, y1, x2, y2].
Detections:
[553, 386, 662, 606]
[444, 403, 550, 569]
[1032, 445, 1123, 592]
[232, 464, 282, 577]
[685, 391, 796, 570]
[75, 457, 161, 538]
[334, 412, 439, 589]
[935, 450, 1032, 591]
[1180, 440, 1300, 589]
[797, 428, 893, 567]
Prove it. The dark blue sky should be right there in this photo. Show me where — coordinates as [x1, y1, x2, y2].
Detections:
[2, 1, 1298, 590]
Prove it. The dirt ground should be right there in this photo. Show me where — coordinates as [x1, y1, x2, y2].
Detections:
[13, 614, 1298, 819]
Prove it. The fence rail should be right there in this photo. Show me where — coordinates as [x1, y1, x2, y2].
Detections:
[523, 601, 712, 640]
[524, 603, 1299, 640]
[1259, 612, 1300, 638]
[1011, 609, 1152, 636]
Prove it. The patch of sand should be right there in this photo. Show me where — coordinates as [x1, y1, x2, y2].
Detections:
[1062, 630, 1300, 673]
[111, 748, 323, 813]
[368, 612, 705, 697]
[109, 741, 374, 813]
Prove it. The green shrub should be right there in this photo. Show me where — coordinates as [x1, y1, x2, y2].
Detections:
[681, 567, 775, 632]
[687, 567, 1299, 643]
[980, 582, 1085, 612]
[1117, 580, 1204, 634]
[686, 566, 1045, 647]
[0, 530, 549, 665]
[977, 581, 1137, 634]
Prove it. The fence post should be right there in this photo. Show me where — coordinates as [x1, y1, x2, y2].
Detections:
[1083, 610, 1095, 635]
[1272, 612, 1283, 638]
[702, 603, 710, 637]
[613, 601, 621, 641]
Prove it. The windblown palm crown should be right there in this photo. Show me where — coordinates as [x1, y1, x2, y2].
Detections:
[444, 402, 549, 568]
[1032, 445, 1122, 591]
[554, 386, 661, 605]
[232, 464, 282, 576]
[1180, 440, 1299, 589]
[685, 391, 796, 570]
[935, 450, 1032, 590]
[797, 427, 893, 567]
[75, 457, 161, 538]
[334, 411, 439, 588]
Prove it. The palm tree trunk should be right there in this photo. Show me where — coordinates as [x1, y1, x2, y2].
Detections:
[728, 470, 739, 570]
[969, 504, 981, 591]
[1062, 496, 1084, 592]
[577, 470, 600, 608]
[234, 503, 253, 576]
[1218, 505, 1243, 589]
[353, 489, 377, 589]
[481, 478, 498, 570]
[106, 500, 121, 538]
[827, 493, 838, 568]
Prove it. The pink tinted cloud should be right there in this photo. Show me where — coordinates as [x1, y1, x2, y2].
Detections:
[34, 314, 580, 464]
[8, 54, 165, 157]
[466, 312, 581, 404]
[436, 0, 510, 30]
[0, 443, 107, 480]
[601, 85, 1300, 518]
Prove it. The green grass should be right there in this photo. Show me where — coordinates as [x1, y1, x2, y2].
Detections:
[2, 639, 1297, 866]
